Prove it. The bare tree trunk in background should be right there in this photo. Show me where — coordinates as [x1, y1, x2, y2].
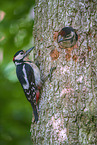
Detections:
[31, 0, 97, 144]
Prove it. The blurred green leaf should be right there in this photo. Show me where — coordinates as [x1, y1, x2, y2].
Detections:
[0, 0, 35, 144]
[4, 62, 17, 82]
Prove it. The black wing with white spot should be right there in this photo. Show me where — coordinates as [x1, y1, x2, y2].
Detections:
[16, 63, 38, 122]
[24, 63, 38, 122]
[23, 63, 38, 107]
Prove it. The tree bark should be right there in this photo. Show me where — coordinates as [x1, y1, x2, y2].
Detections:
[31, 0, 97, 144]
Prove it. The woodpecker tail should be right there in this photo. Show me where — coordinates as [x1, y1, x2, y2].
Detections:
[31, 103, 38, 123]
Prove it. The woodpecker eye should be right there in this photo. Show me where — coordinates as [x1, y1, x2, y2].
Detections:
[20, 52, 24, 55]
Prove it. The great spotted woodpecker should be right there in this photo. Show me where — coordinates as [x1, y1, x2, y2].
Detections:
[57, 27, 78, 49]
[13, 47, 55, 123]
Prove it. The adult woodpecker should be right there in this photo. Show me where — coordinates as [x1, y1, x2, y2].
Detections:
[13, 47, 41, 122]
[13, 47, 55, 123]
[57, 27, 78, 49]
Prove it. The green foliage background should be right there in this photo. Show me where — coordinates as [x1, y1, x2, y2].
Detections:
[0, 0, 35, 144]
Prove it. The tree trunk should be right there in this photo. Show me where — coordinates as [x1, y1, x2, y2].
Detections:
[31, 0, 97, 144]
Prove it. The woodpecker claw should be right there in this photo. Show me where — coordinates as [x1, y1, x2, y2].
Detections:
[49, 67, 56, 81]
[41, 67, 56, 83]
[46, 67, 56, 82]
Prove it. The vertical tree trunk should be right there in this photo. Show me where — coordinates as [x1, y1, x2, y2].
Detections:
[31, 0, 97, 144]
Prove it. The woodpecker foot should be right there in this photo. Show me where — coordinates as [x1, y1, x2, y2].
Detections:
[49, 67, 56, 81]
[43, 67, 56, 82]
[35, 60, 40, 67]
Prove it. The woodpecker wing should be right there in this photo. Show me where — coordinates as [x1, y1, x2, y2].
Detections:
[16, 63, 36, 101]
[23, 63, 38, 122]
[16, 63, 38, 122]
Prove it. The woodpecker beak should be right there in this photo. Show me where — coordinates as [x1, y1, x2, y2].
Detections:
[58, 37, 64, 43]
[24, 46, 35, 58]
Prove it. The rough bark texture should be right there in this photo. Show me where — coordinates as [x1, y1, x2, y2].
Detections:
[31, 0, 97, 144]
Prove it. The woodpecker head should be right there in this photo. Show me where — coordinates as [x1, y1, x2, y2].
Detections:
[57, 27, 78, 49]
[13, 47, 34, 64]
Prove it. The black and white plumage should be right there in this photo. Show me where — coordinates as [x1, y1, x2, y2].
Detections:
[57, 27, 78, 49]
[13, 47, 41, 122]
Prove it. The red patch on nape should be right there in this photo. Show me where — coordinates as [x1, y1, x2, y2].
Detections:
[59, 29, 65, 36]
[13, 57, 15, 61]
[36, 90, 40, 103]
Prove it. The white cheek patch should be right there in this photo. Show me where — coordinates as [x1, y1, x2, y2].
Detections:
[15, 54, 24, 60]
[65, 31, 74, 40]
[15, 62, 22, 65]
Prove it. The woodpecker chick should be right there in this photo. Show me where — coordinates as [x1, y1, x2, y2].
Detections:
[57, 27, 78, 49]
[13, 47, 42, 123]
